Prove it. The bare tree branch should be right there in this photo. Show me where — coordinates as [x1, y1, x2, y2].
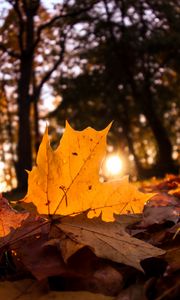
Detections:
[0, 43, 20, 58]
[33, 1, 98, 50]
[34, 33, 67, 99]
[0, 1, 24, 55]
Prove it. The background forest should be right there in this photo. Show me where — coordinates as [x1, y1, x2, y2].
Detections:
[0, 0, 179, 192]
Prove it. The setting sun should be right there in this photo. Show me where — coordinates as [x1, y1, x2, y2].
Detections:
[104, 155, 123, 177]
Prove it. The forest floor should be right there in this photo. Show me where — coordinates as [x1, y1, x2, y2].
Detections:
[0, 174, 180, 300]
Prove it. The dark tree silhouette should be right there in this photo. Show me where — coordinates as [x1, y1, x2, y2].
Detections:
[0, 0, 97, 190]
[52, 0, 179, 177]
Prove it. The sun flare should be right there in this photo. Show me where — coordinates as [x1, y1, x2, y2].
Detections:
[104, 154, 123, 177]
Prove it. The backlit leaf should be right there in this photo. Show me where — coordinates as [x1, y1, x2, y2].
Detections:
[24, 122, 153, 221]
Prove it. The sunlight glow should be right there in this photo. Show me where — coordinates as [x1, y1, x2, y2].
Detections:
[104, 155, 123, 177]
[0, 161, 5, 171]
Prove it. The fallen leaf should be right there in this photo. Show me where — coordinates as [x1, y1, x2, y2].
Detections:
[58, 214, 165, 271]
[23, 122, 153, 221]
[0, 279, 115, 300]
[140, 193, 180, 227]
[90, 265, 124, 295]
[40, 291, 115, 300]
[11, 231, 69, 280]
[0, 279, 45, 300]
[165, 247, 180, 272]
[116, 283, 147, 300]
[139, 175, 180, 194]
[0, 212, 47, 250]
[0, 194, 29, 238]
[58, 236, 84, 262]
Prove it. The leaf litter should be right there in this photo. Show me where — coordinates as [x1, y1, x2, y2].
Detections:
[0, 123, 179, 299]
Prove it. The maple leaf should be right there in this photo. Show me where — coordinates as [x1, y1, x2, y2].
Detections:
[0, 194, 29, 238]
[58, 214, 165, 271]
[23, 122, 153, 221]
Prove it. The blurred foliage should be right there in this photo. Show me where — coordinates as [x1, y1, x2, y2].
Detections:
[51, 0, 180, 177]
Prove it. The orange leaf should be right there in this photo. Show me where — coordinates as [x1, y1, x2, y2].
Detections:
[23, 122, 153, 221]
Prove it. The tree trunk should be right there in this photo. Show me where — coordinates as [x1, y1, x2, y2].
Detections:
[112, 96, 146, 176]
[33, 98, 40, 153]
[104, 1, 177, 177]
[32, 71, 41, 153]
[140, 91, 176, 175]
[16, 10, 35, 190]
[16, 94, 32, 190]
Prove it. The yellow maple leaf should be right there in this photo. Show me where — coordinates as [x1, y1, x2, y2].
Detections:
[24, 122, 153, 221]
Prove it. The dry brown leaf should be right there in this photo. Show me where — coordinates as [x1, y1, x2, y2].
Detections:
[40, 291, 114, 300]
[58, 214, 165, 271]
[58, 236, 84, 262]
[0, 194, 29, 238]
[0, 279, 114, 300]
[23, 122, 153, 221]
[12, 232, 68, 280]
[165, 247, 180, 272]
[140, 193, 180, 227]
[116, 284, 147, 300]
